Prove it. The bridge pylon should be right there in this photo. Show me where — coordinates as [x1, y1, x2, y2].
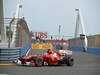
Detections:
[74, 9, 88, 52]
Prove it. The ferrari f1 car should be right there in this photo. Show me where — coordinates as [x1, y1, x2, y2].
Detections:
[16, 49, 74, 66]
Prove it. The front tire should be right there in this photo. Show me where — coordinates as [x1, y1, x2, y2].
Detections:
[35, 58, 43, 66]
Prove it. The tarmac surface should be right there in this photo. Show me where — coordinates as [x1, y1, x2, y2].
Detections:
[0, 50, 100, 75]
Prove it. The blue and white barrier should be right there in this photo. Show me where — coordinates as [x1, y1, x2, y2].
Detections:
[0, 48, 20, 61]
[0, 43, 31, 61]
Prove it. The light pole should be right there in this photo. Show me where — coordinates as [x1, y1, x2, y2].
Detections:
[58, 25, 61, 39]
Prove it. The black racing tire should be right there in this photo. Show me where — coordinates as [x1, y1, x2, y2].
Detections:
[67, 57, 74, 66]
[35, 58, 43, 66]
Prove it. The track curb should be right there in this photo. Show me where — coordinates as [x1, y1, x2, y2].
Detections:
[0, 63, 16, 67]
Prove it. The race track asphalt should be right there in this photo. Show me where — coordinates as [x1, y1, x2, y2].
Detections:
[0, 50, 100, 75]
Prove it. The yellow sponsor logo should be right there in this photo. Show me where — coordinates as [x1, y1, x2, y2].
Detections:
[32, 43, 53, 50]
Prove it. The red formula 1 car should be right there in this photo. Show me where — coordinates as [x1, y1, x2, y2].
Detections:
[16, 49, 74, 66]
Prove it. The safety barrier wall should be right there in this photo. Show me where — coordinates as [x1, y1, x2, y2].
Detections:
[69, 47, 100, 55]
[0, 48, 20, 61]
[0, 43, 31, 61]
[87, 48, 100, 55]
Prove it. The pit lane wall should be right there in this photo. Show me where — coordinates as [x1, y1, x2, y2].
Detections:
[68, 34, 100, 55]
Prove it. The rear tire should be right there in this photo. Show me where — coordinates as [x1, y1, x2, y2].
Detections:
[67, 57, 74, 66]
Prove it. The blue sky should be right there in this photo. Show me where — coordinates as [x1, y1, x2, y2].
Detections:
[3, 0, 100, 38]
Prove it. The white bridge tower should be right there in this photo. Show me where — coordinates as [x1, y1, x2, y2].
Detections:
[75, 9, 88, 52]
[10, 0, 23, 47]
